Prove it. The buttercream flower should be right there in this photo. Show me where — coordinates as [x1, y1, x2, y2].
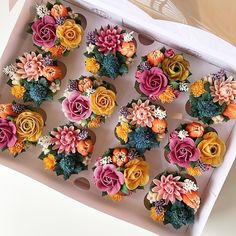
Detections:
[135, 67, 168, 98]
[159, 86, 176, 103]
[32, 15, 57, 48]
[76, 139, 94, 156]
[119, 41, 136, 58]
[43, 154, 56, 170]
[182, 191, 200, 210]
[223, 103, 236, 119]
[115, 122, 132, 143]
[151, 118, 167, 134]
[11, 85, 26, 99]
[147, 50, 164, 66]
[8, 140, 24, 155]
[56, 19, 84, 49]
[87, 116, 101, 128]
[78, 77, 93, 92]
[185, 122, 204, 138]
[16, 52, 45, 81]
[210, 77, 236, 105]
[124, 158, 149, 190]
[85, 57, 100, 74]
[0, 104, 16, 119]
[51, 125, 80, 153]
[51, 4, 68, 18]
[15, 111, 44, 142]
[90, 87, 116, 116]
[168, 135, 200, 167]
[147, 191, 158, 204]
[190, 79, 205, 97]
[112, 148, 129, 167]
[48, 45, 66, 57]
[198, 132, 226, 167]
[0, 118, 17, 148]
[127, 99, 155, 127]
[94, 164, 124, 195]
[164, 48, 175, 58]
[62, 91, 92, 122]
[43, 65, 62, 81]
[152, 174, 185, 204]
[162, 54, 190, 81]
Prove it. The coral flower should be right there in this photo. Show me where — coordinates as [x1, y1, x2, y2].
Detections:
[185, 122, 204, 138]
[112, 148, 129, 167]
[119, 41, 136, 58]
[0, 103, 16, 119]
[182, 191, 200, 210]
[43, 65, 62, 81]
[223, 103, 236, 119]
[159, 86, 176, 103]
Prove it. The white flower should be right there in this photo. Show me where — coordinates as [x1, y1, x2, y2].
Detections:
[212, 115, 224, 124]
[93, 77, 104, 86]
[50, 82, 60, 93]
[126, 57, 134, 65]
[147, 191, 158, 204]
[85, 87, 95, 96]
[178, 130, 189, 140]
[153, 107, 167, 119]
[3, 64, 17, 77]
[68, 12, 79, 19]
[123, 31, 134, 42]
[83, 157, 91, 166]
[63, 89, 70, 98]
[38, 135, 52, 148]
[86, 43, 95, 54]
[11, 73, 21, 85]
[100, 156, 112, 165]
[118, 115, 128, 123]
[43, 147, 50, 155]
[36, 4, 50, 18]
[183, 179, 199, 192]
[203, 75, 213, 84]
[179, 82, 189, 92]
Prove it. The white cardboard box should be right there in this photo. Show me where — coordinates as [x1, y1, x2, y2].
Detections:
[0, 1, 236, 235]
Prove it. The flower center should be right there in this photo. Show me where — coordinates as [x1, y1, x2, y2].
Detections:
[164, 183, 174, 194]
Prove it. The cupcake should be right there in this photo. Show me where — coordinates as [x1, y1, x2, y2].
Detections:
[115, 99, 168, 152]
[145, 171, 200, 229]
[38, 124, 95, 180]
[3, 51, 65, 106]
[0, 102, 45, 156]
[60, 75, 116, 128]
[93, 147, 149, 201]
[164, 122, 226, 176]
[84, 25, 137, 79]
[186, 69, 236, 124]
[135, 47, 191, 103]
[27, 1, 84, 57]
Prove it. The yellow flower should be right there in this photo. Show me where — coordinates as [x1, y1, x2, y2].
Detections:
[159, 86, 175, 103]
[186, 166, 202, 176]
[11, 85, 26, 99]
[115, 122, 131, 143]
[8, 140, 25, 156]
[109, 193, 124, 201]
[198, 132, 226, 167]
[48, 45, 66, 57]
[190, 80, 206, 97]
[162, 54, 190, 81]
[124, 158, 149, 190]
[90, 87, 116, 116]
[43, 154, 56, 170]
[56, 19, 84, 49]
[150, 207, 165, 222]
[85, 57, 100, 74]
[88, 116, 101, 128]
[15, 111, 44, 142]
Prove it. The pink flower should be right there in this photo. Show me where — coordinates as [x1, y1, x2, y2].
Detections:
[168, 135, 200, 168]
[127, 99, 155, 127]
[164, 48, 175, 58]
[62, 91, 92, 122]
[51, 125, 79, 153]
[135, 67, 168, 98]
[152, 174, 185, 204]
[96, 25, 123, 54]
[16, 52, 45, 81]
[0, 118, 17, 148]
[94, 164, 124, 195]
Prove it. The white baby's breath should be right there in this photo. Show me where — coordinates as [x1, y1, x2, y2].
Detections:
[86, 43, 95, 54]
[177, 130, 189, 140]
[100, 156, 112, 165]
[50, 82, 60, 93]
[212, 115, 224, 124]
[179, 82, 189, 92]
[38, 135, 52, 148]
[85, 87, 95, 96]
[183, 179, 199, 192]
[147, 191, 158, 204]
[83, 157, 91, 166]
[3, 64, 17, 77]
[123, 31, 134, 42]
[36, 4, 50, 18]
[153, 107, 167, 119]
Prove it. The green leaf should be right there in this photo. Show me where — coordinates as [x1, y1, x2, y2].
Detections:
[39, 78, 48, 87]
[117, 166, 125, 172]
[58, 96, 66, 103]
[119, 64, 128, 74]
[169, 80, 179, 89]
[102, 191, 108, 197]
[164, 144, 170, 152]
[7, 79, 13, 86]
[54, 79, 61, 85]
[74, 16, 81, 25]
[46, 2, 54, 10]
[26, 22, 33, 34]
[63, 50, 70, 57]
[38, 152, 46, 160]
[120, 184, 129, 195]
[137, 186, 144, 190]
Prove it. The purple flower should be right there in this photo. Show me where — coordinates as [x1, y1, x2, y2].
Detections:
[138, 61, 152, 71]
[55, 16, 66, 25]
[212, 69, 226, 80]
[0, 118, 17, 148]
[155, 199, 165, 214]
[120, 106, 130, 117]
[94, 164, 124, 195]
[78, 130, 89, 140]
[135, 67, 168, 98]
[168, 135, 200, 168]
[43, 54, 53, 66]
[62, 91, 92, 122]
[164, 48, 175, 58]
[31, 15, 57, 48]
[86, 31, 97, 45]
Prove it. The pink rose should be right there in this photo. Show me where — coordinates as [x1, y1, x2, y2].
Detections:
[164, 48, 175, 58]
[62, 91, 92, 122]
[168, 136, 200, 167]
[32, 16, 57, 48]
[94, 164, 124, 195]
[135, 67, 168, 98]
[0, 118, 17, 148]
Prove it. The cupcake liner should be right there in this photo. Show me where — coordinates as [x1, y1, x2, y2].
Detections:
[115, 99, 168, 153]
[60, 75, 117, 128]
[135, 47, 191, 104]
[144, 171, 200, 230]
[27, 1, 85, 57]
[187, 69, 236, 124]
[38, 124, 96, 180]
[93, 147, 149, 201]
[0, 101, 46, 157]
[164, 122, 226, 176]
[84, 25, 137, 80]
[3, 51, 66, 106]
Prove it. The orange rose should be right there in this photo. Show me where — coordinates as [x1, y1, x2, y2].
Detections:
[223, 103, 236, 119]
[182, 191, 200, 210]
[185, 122, 204, 138]
[43, 66, 62, 81]
[77, 139, 94, 156]
[78, 77, 93, 92]
[0, 104, 16, 119]
[147, 50, 164, 66]
[119, 41, 136, 58]
[151, 119, 167, 134]
[51, 4, 68, 18]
